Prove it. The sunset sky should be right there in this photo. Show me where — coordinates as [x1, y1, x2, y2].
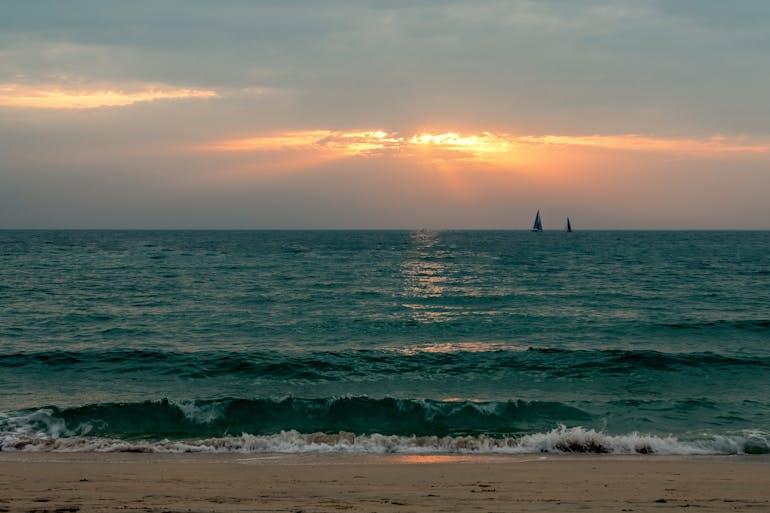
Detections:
[2, 1, 769, 228]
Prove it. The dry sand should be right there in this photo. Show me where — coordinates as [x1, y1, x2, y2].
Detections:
[0, 453, 768, 512]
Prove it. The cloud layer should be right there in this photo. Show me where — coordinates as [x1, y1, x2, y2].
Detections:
[208, 130, 769, 157]
[1, 1, 769, 227]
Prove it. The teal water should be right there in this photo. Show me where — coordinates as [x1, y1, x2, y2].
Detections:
[1, 230, 769, 453]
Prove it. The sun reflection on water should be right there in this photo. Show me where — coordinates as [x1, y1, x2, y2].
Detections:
[395, 341, 526, 355]
[401, 230, 448, 299]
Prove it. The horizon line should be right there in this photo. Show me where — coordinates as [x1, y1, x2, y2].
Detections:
[1, 227, 770, 232]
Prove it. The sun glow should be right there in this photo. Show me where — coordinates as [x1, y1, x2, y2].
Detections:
[202, 128, 770, 172]
[0, 83, 218, 109]
[409, 132, 514, 155]
[207, 130, 518, 161]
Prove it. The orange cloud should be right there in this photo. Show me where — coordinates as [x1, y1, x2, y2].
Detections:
[201, 129, 769, 172]
[205, 130, 404, 156]
[517, 134, 769, 155]
[0, 82, 218, 109]
[408, 132, 515, 159]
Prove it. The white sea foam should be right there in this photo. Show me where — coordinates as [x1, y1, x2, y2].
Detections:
[1, 422, 767, 455]
[0, 409, 75, 438]
[172, 399, 228, 424]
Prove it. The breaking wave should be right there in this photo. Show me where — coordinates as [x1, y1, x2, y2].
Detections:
[2, 425, 768, 455]
[0, 397, 594, 439]
[1, 398, 768, 455]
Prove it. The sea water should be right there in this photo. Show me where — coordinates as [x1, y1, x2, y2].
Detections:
[1, 230, 768, 454]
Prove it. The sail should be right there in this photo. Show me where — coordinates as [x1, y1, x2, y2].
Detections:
[532, 210, 543, 232]
[566, 217, 572, 232]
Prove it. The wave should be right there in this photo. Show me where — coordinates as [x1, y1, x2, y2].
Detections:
[1, 347, 767, 381]
[1, 397, 768, 455]
[663, 319, 770, 332]
[0, 397, 594, 439]
[2, 425, 768, 455]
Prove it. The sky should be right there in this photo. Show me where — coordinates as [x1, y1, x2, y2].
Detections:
[1, 0, 769, 229]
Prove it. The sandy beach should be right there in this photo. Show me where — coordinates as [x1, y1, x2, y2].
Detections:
[0, 453, 768, 512]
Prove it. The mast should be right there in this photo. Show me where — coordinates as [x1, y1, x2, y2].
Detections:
[532, 210, 543, 232]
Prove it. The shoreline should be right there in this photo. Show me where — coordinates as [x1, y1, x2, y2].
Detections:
[1, 453, 768, 512]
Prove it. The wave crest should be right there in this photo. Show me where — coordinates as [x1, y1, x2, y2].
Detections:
[2, 425, 768, 455]
[1, 398, 768, 455]
[0, 397, 594, 439]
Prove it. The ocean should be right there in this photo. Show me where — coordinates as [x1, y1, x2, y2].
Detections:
[1, 230, 769, 454]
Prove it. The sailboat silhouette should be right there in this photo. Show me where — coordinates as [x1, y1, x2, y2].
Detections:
[566, 217, 572, 232]
[531, 210, 543, 232]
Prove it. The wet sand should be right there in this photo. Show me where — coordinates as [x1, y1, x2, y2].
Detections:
[0, 453, 768, 512]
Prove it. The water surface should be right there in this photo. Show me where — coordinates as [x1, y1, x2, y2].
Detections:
[1, 230, 768, 453]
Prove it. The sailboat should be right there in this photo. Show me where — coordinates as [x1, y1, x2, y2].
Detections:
[531, 210, 543, 232]
[566, 217, 572, 232]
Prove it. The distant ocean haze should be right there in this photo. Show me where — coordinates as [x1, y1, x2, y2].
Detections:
[0, 230, 769, 454]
